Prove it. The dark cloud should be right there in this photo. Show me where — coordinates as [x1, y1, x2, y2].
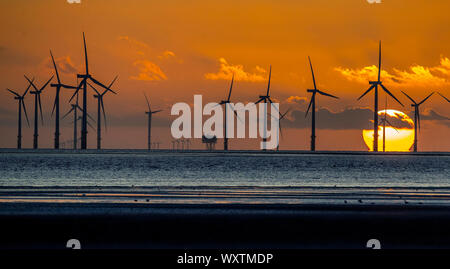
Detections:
[282, 107, 449, 130]
[106, 113, 171, 127]
[419, 109, 450, 127]
[285, 107, 374, 130]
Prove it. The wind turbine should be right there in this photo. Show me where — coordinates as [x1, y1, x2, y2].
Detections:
[88, 76, 118, 149]
[305, 57, 339, 151]
[144, 93, 162, 150]
[218, 74, 236, 150]
[255, 66, 277, 151]
[357, 41, 404, 152]
[379, 97, 399, 152]
[49, 50, 78, 149]
[62, 93, 95, 149]
[438, 92, 449, 103]
[70, 32, 116, 149]
[277, 108, 290, 151]
[25, 75, 54, 149]
[401, 91, 434, 152]
[6, 79, 33, 149]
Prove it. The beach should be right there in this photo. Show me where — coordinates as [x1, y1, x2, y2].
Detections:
[1, 150, 449, 249]
[1, 185, 450, 248]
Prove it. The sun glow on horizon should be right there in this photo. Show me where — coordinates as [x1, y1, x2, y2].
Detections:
[362, 109, 415, 152]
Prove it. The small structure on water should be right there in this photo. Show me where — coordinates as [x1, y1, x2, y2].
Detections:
[202, 135, 217, 150]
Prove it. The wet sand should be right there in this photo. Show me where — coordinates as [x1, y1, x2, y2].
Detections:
[1, 187, 450, 249]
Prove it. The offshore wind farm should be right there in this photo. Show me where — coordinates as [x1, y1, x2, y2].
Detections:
[0, 0, 450, 252]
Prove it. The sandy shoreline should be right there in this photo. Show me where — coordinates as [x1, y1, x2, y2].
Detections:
[1, 187, 450, 248]
[1, 202, 450, 249]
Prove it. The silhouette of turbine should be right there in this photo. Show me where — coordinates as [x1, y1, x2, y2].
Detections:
[49, 50, 78, 149]
[255, 66, 277, 151]
[357, 41, 403, 152]
[144, 93, 162, 150]
[218, 74, 238, 150]
[25, 75, 54, 149]
[438, 92, 449, 103]
[277, 108, 290, 151]
[6, 79, 33, 149]
[62, 92, 95, 150]
[70, 32, 116, 149]
[305, 56, 339, 151]
[379, 97, 399, 152]
[401, 91, 434, 152]
[88, 76, 118, 150]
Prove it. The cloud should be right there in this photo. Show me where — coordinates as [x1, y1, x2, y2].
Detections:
[419, 109, 450, 127]
[130, 60, 167, 81]
[285, 96, 307, 105]
[43, 56, 77, 74]
[67, 0, 81, 3]
[335, 56, 450, 88]
[205, 58, 266, 82]
[158, 50, 176, 59]
[118, 36, 151, 52]
[280, 107, 449, 130]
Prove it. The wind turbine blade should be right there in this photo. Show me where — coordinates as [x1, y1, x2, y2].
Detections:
[380, 84, 404, 106]
[234, 109, 244, 124]
[227, 74, 234, 102]
[24, 75, 39, 91]
[378, 41, 382, 82]
[418, 92, 434, 105]
[87, 82, 100, 95]
[50, 50, 61, 84]
[317, 90, 339, 99]
[357, 84, 375, 101]
[401, 91, 416, 104]
[308, 56, 317, 90]
[255, 98, 264, 105]
[266, 66, 272, 96]
[280, 108, 291, 120]
[62, 107, 74, 120]
[39, 76, 54, 92]
[438, 92, 450, 102]
[90, 76, 116, 94]
[22, 100, 30, 127]
[384, 119, 399, 133]
[109, 75, 118, 88]
[305, 93, 315, 118]
[51, 89, 59, 117]
[268, 97, 280, 114]
[83, 32, 89, 74]
[22, 78, 34, 97]
[6, 88, 20, 97]
[69, 79, 85, 102]
[151, 110, 162, 114]
[60, 84, 78, 89]
[87, 119, 95, 130]
[144, 92, 151, 111]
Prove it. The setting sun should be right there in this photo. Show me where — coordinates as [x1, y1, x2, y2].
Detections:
[363, 109, 415, 152]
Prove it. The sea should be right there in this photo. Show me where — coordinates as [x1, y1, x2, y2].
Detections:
[0, 151, 449, 188]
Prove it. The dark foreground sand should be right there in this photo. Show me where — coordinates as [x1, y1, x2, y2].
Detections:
[1, 187, 450, 249]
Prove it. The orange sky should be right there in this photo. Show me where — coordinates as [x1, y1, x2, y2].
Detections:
[0, 0, 449, 150]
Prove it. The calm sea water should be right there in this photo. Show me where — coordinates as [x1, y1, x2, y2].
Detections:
[0, 152, 449, 188]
